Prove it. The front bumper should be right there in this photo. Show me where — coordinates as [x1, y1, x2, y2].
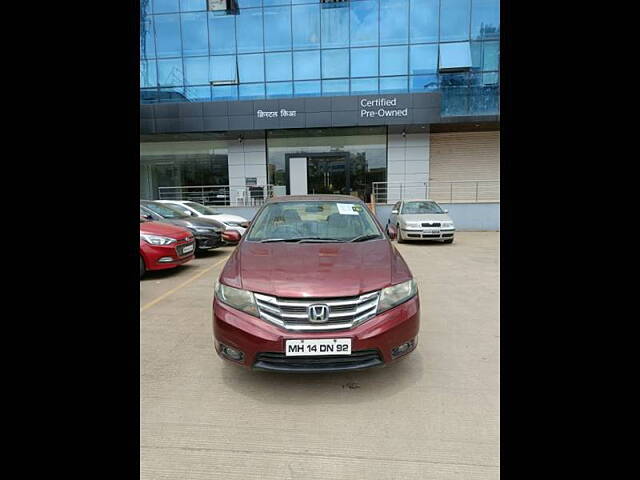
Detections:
[142, 242, 195, 271]
[194, 233, 223, 250]
[213, 294, 420, 372]
[401, 228, 455, 241]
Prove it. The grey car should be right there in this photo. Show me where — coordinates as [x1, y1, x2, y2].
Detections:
[386, 199, 456, 244]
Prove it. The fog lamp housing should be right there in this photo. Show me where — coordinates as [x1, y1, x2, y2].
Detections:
[219, 343, 244, 362]
[392, 338, 417, 359]
[157, 257, 174, 263]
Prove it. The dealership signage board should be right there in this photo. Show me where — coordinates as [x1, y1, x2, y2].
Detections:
[359, 97, 409, 118]
[208, 0, 227, 11]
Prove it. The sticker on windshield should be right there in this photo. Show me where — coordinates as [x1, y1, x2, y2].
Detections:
[336, 203, 359, 215]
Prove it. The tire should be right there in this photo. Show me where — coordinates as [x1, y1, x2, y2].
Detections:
[140, 255, 145, 279]
[443, 238, 454, 244]
[396, 225, 405, 243]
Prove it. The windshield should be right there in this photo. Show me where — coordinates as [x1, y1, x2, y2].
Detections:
[141, 202, 188, 219]
[184, 202, 220, 215]
[247, 201, 382, 242]
[401, 201, 444, 214]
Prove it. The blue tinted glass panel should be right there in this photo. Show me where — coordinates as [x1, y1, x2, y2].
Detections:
[482, 41, 499, 70]
[154, 0, 179, 14]
[410, 44, 438, 75]
[351, 48, 378, 78]
[380, 46, 407, 76]
[212, 85, 238, 100]
[264, 6, 292, 51]
[210, 55, 237, 82]
[292, 4, 320, 50]
[158, 87, 186, 102]
[183, 56, 209, 84]
[322, 49, 349, 78]
[157, 58, 184, 86]
[321, 3, 349, 48]
[410, 74, 438, 92]
[322, 79, 349, 96]
[470, 41, 482, 70]
[380, 76, 408, 93]
[239, 83, 265, 99]
[209, 14, 236, 55]
[440, 0, 471, 42]
[439, 42, 471, 70]
[140, 16, 156, 59]
[350, 0, 378, 47]
[265, 52, 292, 81]
[154, 14, 182, 58]
[351, 78, 378, 94]
[237, 9, 264, 53]
[471, 0, 500, 40]
[140, 60, 158, 88]
[482, 71, 498, 85]
[180, 0, 206, 11]
[293, 50, 320, 80]
[294, 80, 321, 97]
[237, 0, 262, 7]
[185, 86, 212, 101]
[263, 0, 289, 5]
[380, 0, 408, 45]
[410, 0, 438, 43]
[142, 0, 154, 14]
[238, 53, 265, 82]
[266, 82, 293, 98]
[440, 72, 468, 86]
[141, 88, 159, 104]
[181, 12, 209, 56]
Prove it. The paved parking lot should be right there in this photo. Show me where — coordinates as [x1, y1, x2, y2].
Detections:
[140, 232, 500, 480]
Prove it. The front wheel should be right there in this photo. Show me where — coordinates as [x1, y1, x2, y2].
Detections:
[140, 255, 146, 279]
[396, 226, 405, 243]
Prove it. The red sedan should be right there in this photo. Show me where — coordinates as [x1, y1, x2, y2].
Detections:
[140, 218, 195, 278]
[212, 195, 419, 372]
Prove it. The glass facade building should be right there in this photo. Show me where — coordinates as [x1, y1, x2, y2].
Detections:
[140, 0, 499, 116]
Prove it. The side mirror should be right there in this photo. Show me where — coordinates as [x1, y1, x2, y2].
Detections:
[184, 210, 192, 216]
[145, 214, 153, 220]
[391, 210, 398, 214]
[444, 209, 449, 214]
[387, 226, 397, 240]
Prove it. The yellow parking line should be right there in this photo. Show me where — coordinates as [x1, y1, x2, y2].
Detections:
[140, 255, 230, 313]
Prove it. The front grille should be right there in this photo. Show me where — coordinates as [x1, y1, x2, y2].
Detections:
[254, 291, 380, 331]
[421, 222, 441, 227]
[253, 349, 383, 372]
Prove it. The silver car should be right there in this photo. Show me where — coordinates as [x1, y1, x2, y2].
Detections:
[387, 200, 456, 244]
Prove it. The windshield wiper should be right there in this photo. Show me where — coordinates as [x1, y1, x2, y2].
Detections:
[349, 234, 382, 242]
[260, 237, 345, 243]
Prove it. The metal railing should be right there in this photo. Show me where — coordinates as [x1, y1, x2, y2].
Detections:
[372, 180, 500, 205]
[158, 184, 276, 206]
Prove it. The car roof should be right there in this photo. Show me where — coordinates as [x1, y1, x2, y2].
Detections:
[265, 194, 365, 204]
[155, 200, 186, 204]
[401, 199, 437, 203]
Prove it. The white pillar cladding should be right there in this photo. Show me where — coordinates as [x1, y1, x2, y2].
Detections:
[385, 131, 430, 203]
[227, 137, 267, 205]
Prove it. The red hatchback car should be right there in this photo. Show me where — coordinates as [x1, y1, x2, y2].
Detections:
[140, 218, 195, 278]
[213, 195, 420, 372]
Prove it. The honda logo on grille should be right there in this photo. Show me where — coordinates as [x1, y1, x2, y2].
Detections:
[308, 304, 330, 323]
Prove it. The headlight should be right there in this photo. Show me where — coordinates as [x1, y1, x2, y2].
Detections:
[140, 234, 176, 246]
[441, 221, 454, 228]
[214, 281, 259, 317]
[225, 221, 241, 227]
[377, 279, 418, 313]
[404, 222, 421, 229]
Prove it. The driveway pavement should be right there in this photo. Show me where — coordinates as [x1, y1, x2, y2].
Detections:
[140, 232, 500, 479]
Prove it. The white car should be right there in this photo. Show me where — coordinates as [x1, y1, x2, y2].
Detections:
[156, 200, 249, 236]
[387, 199, 456, 243]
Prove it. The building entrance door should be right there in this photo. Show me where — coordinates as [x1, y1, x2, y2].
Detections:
[307, 155, 350, 195]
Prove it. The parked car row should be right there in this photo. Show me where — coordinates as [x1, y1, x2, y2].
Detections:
[139, 200, 250, 278]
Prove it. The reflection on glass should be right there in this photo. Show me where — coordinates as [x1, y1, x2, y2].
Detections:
[140, 16, 156, 60]
[351, 78, 378, 94]
[153, 0, 179, 14]
[321, 3, 349, 48]
[294, 80, 321, 97]
[292, 4, 320, 50]
[439, 42, 472, 70]
[410, 0, 439, 44]
[380, 76, 408, 93]
[237, 8, 264, 53]
[380, 0, 408, 45]
[410, 44, 438, 74]
[210, 55, 237, 82]
[157, 58, 184, 86]
[185, 85, 212, 102]
[213, 85, 238, 100]
[293, 50, 320, 80]
[209, 14, 236, 55]
[440, 0, 471, 42]
[181, 12, 209, 56]
[482, 41, 499, 71]
[471, 0, 500, 40]
[183, 56, 209, 85]
[380, 46, 408, 76]
[154, 14, 182, 58]
[351, 48, 378, 78]
[264, 6, 292, 51]
[410, 75, 438, 92]
[180, 0, 205, 11]
[322, 79, 349, 96]
[266, 52, 293, 81]
[239, 83, 265, 99]
[238, 53, 265, 82]
[350, 0, 378, 47]
[141, 60, 158, 88]
[322, 49, 349, 78]
[267, 82, 293, 98]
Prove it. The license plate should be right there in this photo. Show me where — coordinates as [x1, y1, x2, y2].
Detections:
[182, 244, 194, 254]
[285, 338, 351, 356]
[424, 229, 440, 234]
